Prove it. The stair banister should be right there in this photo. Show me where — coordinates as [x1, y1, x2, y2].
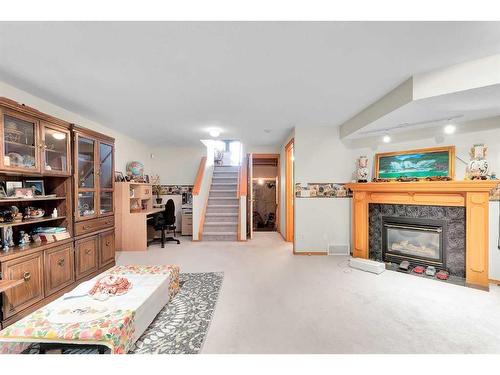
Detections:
[238, 157, 248, 241]
[192, 156, 213, 240]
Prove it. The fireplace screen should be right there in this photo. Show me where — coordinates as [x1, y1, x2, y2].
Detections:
[382, 217, 445, 267]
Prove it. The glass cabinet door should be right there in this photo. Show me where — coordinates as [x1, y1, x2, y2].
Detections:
[76, 136, 97, 219]
[2, 111, 40, 172]
[41, 123, 70, 175]
[98, 142, 114, 216]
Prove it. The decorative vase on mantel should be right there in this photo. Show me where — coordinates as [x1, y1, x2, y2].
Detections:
[467, 144, 489, 180]
[356, 156, 369, 183]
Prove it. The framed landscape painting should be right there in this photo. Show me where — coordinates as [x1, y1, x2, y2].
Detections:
[375, 146, 455, 180]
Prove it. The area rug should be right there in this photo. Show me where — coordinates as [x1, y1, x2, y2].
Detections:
[130, 272, 223, 354]
[23, 272, 223, 354]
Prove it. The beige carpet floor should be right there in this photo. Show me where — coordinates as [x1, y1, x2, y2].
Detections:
[116, 232, 500, 354]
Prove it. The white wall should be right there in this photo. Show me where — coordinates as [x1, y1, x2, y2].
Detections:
[152, 144, 205, 185]
[0, 80, 152, 174]
[293, 126, 352, 253]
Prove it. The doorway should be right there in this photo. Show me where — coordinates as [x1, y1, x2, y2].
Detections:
[250, 154, 280, 234]
[285, 139, 294, 242]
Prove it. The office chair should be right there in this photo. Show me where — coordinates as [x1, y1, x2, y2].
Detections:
[150, 199, 180, 247]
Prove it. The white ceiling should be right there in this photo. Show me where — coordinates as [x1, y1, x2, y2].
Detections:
[1, 22, 500, 147]
[349, 84, 500, 139]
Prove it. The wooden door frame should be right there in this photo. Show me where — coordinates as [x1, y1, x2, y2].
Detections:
[284, 139, 294, 242]
[251, 153, 280, 235]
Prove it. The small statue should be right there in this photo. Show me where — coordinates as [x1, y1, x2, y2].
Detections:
[467, 144, 489, 180]
[17, 230, 30, 246]
[2, 226, 14, 251]
[356, 156, 369, 183]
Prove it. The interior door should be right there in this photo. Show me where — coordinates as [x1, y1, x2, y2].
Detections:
[285, 139, 294, 242]
[247, 153, 253, 238]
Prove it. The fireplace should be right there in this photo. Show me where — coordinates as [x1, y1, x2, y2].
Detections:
[382, 217, 446, 269]
[368, 204, 465, 278]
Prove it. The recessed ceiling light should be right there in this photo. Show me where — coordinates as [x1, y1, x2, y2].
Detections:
[444, 124, 456, 135]
[208, 128, 221, 138]
[382, 134, 391, 143]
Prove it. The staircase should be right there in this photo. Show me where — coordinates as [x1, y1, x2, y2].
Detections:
[202, 165, 240, 241]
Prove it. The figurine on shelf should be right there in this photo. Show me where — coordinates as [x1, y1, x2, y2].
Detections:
[2, 226, 14, 251]
[356, 156, 369, 183]
[10, 206, 22, 222]
[467, 143, 489, 180]
[18, 230, 30, 246]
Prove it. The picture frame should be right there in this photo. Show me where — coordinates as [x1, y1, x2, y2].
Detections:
[115, 171, 125, 182]
[14, 187, 34, 199]
[24, 180, 45, 196]
[374, 146, 455, 180]
[5, 181, 23, 196]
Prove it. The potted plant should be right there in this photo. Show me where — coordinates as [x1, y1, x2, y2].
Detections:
[151, 174, 163, 204]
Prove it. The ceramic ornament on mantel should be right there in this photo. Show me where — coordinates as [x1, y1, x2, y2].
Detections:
[467, 144, 489, 180]
[356, 156, 369, 183]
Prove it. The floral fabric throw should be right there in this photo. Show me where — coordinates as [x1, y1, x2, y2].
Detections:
[0, 264, 180, 354]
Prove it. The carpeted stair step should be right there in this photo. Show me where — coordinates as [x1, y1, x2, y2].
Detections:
[211, 183, 238, 191]
[208, 197, 239, 205]
[203, 222, 238, 232]
[214, 166, 239, 172]
[202, 232, 238, 241]
[209, 190, 237, 198]
[213, 169, 239, 178]
[205, 213, 239, 222]
[205, 205, 239, 214]
[212, 177, 238, 184]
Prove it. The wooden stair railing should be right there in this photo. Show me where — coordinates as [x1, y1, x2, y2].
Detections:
[193, 156, 207, 196]
[193, 157, 208, 241]
[237, 157, 248, 240]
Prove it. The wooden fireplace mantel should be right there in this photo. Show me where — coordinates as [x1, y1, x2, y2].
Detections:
[345, 180, 500, 289]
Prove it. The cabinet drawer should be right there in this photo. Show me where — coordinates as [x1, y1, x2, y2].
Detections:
[99, 230, 115, 268]
[75, 216, 114, 236]
[44, 244, 75, 296]
[75, 236, 99, 280]
[1, 252, 44, 319]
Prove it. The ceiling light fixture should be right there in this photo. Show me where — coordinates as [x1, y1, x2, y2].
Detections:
[208, 128, 221, 138]
[382, 134, 391, 143]
[52, 132, 66, 140]
[444, 124, 456, 135]
[258, 178, 264, 185]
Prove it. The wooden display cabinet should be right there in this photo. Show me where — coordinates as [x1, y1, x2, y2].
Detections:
[0, 98, 117, 329]
[73, 126, 115, 222]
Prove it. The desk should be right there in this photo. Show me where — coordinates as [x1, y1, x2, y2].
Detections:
[116, 182, 163, 252]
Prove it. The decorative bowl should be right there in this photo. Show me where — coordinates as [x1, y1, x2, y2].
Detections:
[29, 209, 45, 219]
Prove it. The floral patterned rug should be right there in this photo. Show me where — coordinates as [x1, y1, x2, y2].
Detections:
[24, 272, 224, 354]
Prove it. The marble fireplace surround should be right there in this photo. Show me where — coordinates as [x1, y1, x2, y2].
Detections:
[368, 204, 465, 278]
[346, 181, 499, 289]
